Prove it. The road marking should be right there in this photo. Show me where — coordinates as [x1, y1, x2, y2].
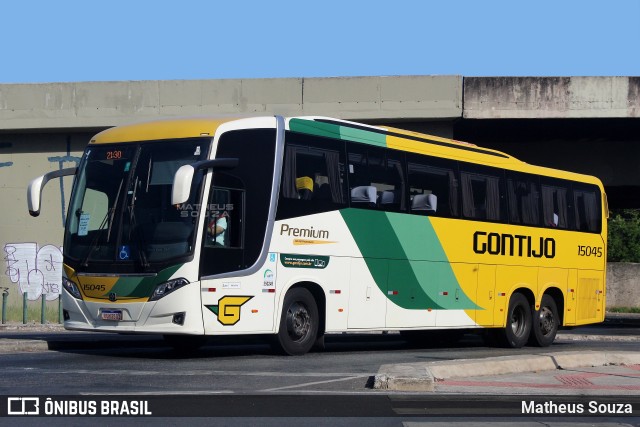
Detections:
[5, 367, 375, 378]
[81, 391, 233, 395]
[261, 375, 366, 392]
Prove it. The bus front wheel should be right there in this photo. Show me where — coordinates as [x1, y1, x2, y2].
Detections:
[529, 294, 559, 347]
[275, 288, 319, 356]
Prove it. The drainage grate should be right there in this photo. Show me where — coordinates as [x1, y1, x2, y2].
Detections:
[555, 375, 594, 387]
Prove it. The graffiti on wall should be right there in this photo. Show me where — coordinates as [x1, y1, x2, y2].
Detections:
[3, 243, 63, 301]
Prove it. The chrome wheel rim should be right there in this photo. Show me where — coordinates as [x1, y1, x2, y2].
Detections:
[511, 305, 526, 337]
[538, 306, 555, 336]
[286, 302, 311, 342]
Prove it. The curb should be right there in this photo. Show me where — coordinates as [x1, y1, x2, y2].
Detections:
[0, 339, 50, 353]
[373, 350, 640, 392]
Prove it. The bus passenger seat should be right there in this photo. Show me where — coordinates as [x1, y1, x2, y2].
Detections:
[296, 176, 314, 200]
[411, 193, 437, 213]
[351, 186, 377, 208]
[380, 190, 399, 209]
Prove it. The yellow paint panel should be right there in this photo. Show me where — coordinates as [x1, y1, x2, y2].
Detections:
[495, 265, 538, 326]
[82, 296, 149, 303]
[474, 264, 496, 326]
[63, 264, 75, 278]
[90, 118, 234, 144]
[449, 262, 478, 307]
[429, 217, 606, 271]
[537, 268, 567, 302]
[76, 275, 119, 299]
[385, 133, 517, 166]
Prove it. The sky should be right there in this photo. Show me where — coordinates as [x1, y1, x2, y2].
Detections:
[2, 0, 639, 83]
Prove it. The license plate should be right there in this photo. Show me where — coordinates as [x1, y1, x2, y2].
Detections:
[101, 310, 123, 321]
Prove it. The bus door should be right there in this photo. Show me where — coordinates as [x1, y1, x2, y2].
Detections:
[200, 128, 278, 334]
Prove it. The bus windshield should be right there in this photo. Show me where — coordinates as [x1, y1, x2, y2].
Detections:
[63, 139, 208, 271]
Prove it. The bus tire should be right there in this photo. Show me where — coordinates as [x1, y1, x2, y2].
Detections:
[500, 293, 532, 348]
[276, 288, 319, 356]
[529, 294, 559, 347]
[312, 333, 326, 352]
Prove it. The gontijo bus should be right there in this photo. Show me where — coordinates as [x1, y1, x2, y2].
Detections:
[27, 116, 607, 354]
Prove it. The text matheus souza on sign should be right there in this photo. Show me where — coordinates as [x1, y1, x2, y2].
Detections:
[522, 400, 633, 415]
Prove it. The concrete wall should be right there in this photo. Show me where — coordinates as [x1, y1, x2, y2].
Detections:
[606, 263, 640, 308]
[0, 76, 463, 130]
[464, 77, 640, 119]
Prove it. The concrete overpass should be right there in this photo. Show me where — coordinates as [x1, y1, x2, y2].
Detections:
[1, 75, 639, 302]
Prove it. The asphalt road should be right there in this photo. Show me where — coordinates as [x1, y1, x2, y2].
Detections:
[0, 326, 638, 395]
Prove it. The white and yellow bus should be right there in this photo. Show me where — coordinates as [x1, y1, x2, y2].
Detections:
[28, 116, 607, 354]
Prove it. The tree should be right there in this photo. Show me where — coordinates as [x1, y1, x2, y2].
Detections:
[608, 209, 640, 262]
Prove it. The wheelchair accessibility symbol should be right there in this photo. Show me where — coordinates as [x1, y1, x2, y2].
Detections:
[119, 245, 130, 260]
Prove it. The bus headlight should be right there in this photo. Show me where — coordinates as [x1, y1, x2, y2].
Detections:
[149, 278, 189, 301]
[62, 277, 83, 300]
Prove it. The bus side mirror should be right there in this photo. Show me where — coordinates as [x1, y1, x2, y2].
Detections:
[27, 167, 77, 217]
[172, 165, 196, 206]
[171, 158, 239, 205]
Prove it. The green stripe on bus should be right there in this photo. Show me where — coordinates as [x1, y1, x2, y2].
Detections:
[289, 119, 387, 147]
[109, 264, 183, 298]
[385, 213, 478, 310]
[340, 209, 477, 310]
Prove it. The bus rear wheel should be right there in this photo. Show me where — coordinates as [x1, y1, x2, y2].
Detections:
[529, 294, 559, 347]
[495, 293, 532, 348]
[275, 288, 319, 356]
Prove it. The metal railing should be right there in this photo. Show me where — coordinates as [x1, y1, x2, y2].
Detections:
[0, 289, 62, 325]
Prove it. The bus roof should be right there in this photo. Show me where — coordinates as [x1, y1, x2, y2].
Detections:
[89, 118, 238, 144]
[88, 115, 603, 188]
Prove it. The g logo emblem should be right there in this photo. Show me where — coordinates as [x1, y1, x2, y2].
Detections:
[109, 292, 117, 302]
[205, 296, 253, 326]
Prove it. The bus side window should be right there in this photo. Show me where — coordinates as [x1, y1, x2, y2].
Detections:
[276, 133, 347, 220]
[573, 184, 601, 232]
[407, 154, 459, 218]
[203, 178, 244, 249]
[540, 178, 573, 230]
[460, 163, 506, 222]
[506, 172, 541, 226]
[347, 144, 406, 212]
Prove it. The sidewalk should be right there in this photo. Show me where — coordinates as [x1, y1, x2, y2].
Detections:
[372, 313, 640, 394]
[374, 350, 640, 394]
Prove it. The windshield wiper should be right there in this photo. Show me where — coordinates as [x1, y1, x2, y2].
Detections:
[80, 179, 124, 267]
[127, 176, 150, 269]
